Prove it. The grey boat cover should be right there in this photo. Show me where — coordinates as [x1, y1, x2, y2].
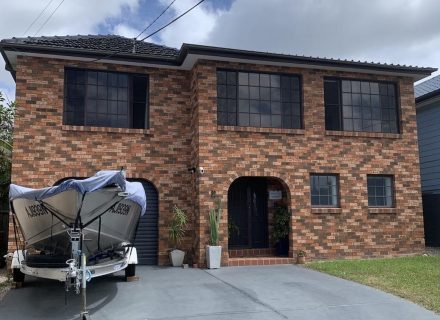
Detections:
[9, 170, 146, 216]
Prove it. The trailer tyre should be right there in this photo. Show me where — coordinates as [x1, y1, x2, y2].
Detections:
[125, 264, 136, 279]
[12, 268, 25, 283]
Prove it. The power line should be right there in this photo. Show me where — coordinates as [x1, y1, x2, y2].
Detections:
[135, 0, 177, 39]
[87, 0, 207, 64]
[139, 0, 206, 42]
[23, 0, 55, 36]
[33, 0, 67, 36]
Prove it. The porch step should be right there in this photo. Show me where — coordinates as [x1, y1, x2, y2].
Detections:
[228, 256, 294, 267]
[228, 248, 276, 258]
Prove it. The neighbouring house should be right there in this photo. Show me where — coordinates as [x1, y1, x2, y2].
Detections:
[415, 75, 440, 247]
[0, 35, 435, 267]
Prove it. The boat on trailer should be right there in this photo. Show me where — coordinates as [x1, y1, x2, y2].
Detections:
[8, 170, 146, 319]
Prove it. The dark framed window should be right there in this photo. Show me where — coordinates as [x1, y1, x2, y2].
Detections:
[217, 70, 302, 129]
[324, 78, 399, 133]
[310, 174, 339, 207]
[64, 68, 149, 129]
[367, 175, 394, 207]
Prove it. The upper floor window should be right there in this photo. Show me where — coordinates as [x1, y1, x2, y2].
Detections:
[324, 78, 399, 133]
[367, 175, 394, 207]
[64, 68, 148, 129]
[310, 174, 339, 207]
[217, 70, 302, 129]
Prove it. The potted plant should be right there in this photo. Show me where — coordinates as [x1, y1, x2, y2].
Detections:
[206, 194, 222, 269]
[296, 250, 306, 264]
[272, 206, 290, 256]
[168, 206, 188, 267]
[228, 220, 240, 238]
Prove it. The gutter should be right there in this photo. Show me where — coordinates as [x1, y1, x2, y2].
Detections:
[0, 42, 180, 80]
[1, 42, 437, 81]
[179, 43, 437, 77]
[416, 88, 440, 104]
[0, 48, 16, 81]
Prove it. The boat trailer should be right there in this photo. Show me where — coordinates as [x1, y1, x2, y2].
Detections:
[11, 228, 138, 320]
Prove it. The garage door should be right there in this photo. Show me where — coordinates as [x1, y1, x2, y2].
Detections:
[131, 179, 159, 265]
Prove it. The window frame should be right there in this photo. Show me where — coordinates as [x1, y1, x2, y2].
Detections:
[63, 67, 150, 129]
[216, 68, 304, 129]
[324, 77, 401, 134]
[367, 174, 395, 208]
[310, 173, 340, 208]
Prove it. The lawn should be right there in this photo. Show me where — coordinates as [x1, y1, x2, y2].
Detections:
[307, 256, 440, 314]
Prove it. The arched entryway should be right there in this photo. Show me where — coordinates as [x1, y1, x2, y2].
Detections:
[228, 177, 291, 259]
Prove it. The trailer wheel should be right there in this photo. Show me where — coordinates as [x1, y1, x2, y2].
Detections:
[81, 312, 90, 320]
[125, 264, 136, 279]
[12, 268, 25, 283]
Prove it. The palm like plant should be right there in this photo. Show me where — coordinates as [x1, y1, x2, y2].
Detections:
[168, 206, 187, 249]
[209, 197, 222, 246]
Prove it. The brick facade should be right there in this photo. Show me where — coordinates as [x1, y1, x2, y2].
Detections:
[9, 55, 425, 266]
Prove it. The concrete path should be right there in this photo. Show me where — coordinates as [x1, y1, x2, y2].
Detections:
[0, 265, 439, 320]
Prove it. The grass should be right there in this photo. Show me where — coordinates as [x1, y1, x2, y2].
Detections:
[307, 256, 440, 314]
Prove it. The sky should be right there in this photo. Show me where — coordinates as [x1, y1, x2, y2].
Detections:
[1, 0, 440, 102]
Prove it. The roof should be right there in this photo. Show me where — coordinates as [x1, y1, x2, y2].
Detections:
[1, 35, 179, 58]
[415, 75, 440, 102]
[0, 34, 437, 81]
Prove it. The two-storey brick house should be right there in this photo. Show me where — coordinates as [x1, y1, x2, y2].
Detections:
[0, 35, 435, 267]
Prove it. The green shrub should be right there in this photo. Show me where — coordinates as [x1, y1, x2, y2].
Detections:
[272, 206, 290, 243]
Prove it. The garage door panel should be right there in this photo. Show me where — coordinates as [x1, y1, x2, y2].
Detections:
[131, 180, 158, 265]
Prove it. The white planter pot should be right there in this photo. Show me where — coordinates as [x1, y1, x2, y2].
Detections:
[169, 249, 185, 267]
[206, 245, 222, 269]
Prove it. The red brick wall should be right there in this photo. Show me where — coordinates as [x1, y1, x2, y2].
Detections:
[193, 60, 424, 265]
[9, 56, 195, 265]
[9, 55, 425, 266]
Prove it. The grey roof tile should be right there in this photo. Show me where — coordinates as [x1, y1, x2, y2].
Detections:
[415, 75, 440, 98]
[0, 34, 179, 58]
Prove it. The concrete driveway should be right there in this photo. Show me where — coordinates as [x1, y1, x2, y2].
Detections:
[0, 265, 439, 320]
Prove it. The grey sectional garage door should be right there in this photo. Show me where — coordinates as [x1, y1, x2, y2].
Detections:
[131, 180, 159, 265]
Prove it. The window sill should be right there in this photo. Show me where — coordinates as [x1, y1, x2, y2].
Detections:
[311, 207, 342, 214]
[218, 125, 305, 135]
[325, 130, 401, 139]
[62, 125, 152, 135]
[368, 207, 397, 214]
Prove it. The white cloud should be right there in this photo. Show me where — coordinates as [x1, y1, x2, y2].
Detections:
[0, 0, 140, 100]
[200, 0, 440, 74]
[113, 23, 140, 38]
[157, 0, 224, 48]
[156, 0, 440, 80]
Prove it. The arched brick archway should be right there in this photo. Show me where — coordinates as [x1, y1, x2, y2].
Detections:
[226, 176, 292, 261]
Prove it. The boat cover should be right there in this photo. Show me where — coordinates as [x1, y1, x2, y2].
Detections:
[9, 170, 146, 216]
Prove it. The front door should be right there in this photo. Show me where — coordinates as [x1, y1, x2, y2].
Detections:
[228, 177, 268, 248]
